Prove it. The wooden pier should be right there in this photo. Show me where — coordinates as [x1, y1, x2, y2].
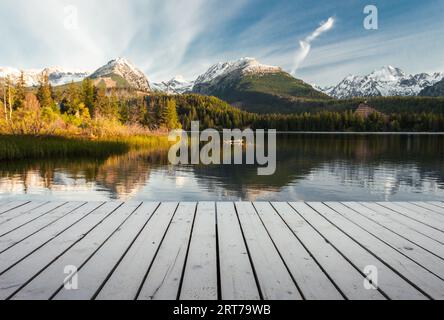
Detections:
[0, 200, 443, 300]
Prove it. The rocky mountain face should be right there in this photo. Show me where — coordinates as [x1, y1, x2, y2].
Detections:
[0, 67, 90, 87]
[322, 66, 444, 99]
[89, 57, 151, 92]
[151, 75, 194, 94]
[192, 57, 283, 95]
[189, 57, 328, 113]
[419, 78, 444, 97]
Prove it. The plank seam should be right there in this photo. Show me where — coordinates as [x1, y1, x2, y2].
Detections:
[341, 203, 444, 261]
[326, 203, 444, 281]
[251, 202, 306, 300]
[92, 202, 163, 300]
[360, 203, 444, 245]
[5, 202, 112, 300]
[408, 202, 444, 216]
[0, 202, 89, 276]
[176, 203, 199, 300]
[46, 202, 142, 300]
[233, 202, 264, 300]
[0, 202, 68, 240]
[305, 203, 432, 300]
[0, 202, 49, 227]
[0, 202, 30, 215]
[269, 202, 347, 300]
[377, 203, 444, 233]
[287, 202, 391, 300]
[215, 202, 222, 300]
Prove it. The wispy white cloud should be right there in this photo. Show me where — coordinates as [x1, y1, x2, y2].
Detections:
[291, 17, 335, 75]
[0, 0, 442, 86]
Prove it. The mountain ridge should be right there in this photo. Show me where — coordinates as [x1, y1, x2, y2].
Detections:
[0, 67, 90, 87]
[419, 78, 444, 97]
[190, 57, 329, 113]
[322, 66, 444, 99]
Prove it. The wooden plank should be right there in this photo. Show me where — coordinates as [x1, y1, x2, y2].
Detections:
[234, 202, 302, 300]
[0, 202, 70, 253]
[289, 202, 426, 300]
[326, 202, 444, 279]
[410, 202, 444, 216]
[216, 202, 259, 300]
[379, 202, 444, 231]
[0, 201, 110, 300]
[272, 202, 384, 300]
[0, 202, 88, 274]
[308, 202, 444, 300]
[0, 202, 65, 237]
[342, 202, 444, 259]
[0, 201, 29, 215]
[396, 202, 444, 223]
[97, 202, 179, 300]
[0, 202, 47, 224]
[430, 202, 444, 209]
[53, 202, 158, 300]
[137, 203, 197, 300]
[10, 202, 128, 300]
[361, 203, 444, 244]
[179, 202, 218, 300]
[254, 202, 342, 300]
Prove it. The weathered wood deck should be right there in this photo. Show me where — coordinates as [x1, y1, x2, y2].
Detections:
[0, 200, 444, 300]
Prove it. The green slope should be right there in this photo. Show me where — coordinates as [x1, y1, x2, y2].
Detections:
[195, 71, 330, 113]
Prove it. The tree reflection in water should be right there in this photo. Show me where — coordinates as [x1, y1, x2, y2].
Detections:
[0, 134, 443, 201]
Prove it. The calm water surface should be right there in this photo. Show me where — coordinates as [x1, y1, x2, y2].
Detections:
[1, 134, 443, 201]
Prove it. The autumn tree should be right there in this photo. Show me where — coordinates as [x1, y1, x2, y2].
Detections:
[12, 92, 43, 134]
[5, 76, 15, 121]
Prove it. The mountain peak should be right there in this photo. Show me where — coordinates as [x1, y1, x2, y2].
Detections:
[89, 57, 150, 91]
[369, 66, 406, 81]
[151, 75, 194, 94]
[194, 57, 281, 85]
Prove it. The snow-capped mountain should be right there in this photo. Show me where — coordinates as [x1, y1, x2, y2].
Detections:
[193, 57, 282, 93]
[419, 78, 444, 97]
[191, 57, 328, 113]
[322, 66, 444, 99]
[151, 75, 194, 94]
[0, 67, 90, 87]
[89, 57, 150, 92]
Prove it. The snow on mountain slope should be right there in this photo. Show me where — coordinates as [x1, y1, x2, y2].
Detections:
[193, 57, 282, 86]
[322, 66, 444, 99]
[151, 75, 194, 94]
[89, 57, 150, 91]
[0, 67, 90, 87]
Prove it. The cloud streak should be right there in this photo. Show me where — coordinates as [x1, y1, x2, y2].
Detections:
[292, 17, 335, 75]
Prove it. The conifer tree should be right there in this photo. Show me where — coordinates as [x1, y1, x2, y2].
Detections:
[82, 79, 95, 116]
[14, 71, 26, 110]
[36, 72, 55, 110]
[161, 98, 181, 130]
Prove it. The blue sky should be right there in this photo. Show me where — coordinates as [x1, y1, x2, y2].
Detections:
[0, 0, 443, 85]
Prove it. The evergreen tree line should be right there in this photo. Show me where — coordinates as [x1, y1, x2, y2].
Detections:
[145, 94, 444, 132]
[2, 75, 444, 135]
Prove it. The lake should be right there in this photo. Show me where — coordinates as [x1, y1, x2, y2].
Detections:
[1, 134, 444, 202]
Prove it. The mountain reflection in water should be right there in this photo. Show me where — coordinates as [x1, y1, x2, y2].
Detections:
[1, 134, 443, 201]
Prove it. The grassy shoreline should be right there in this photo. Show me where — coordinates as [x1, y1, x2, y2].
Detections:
[0, 134, 170, 161]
